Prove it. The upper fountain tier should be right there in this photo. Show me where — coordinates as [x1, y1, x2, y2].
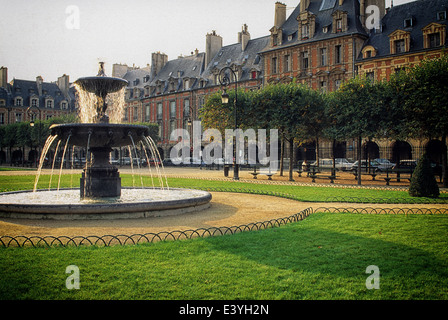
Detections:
[74, 62, 128, 123]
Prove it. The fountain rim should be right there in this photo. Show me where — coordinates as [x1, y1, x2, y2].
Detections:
[49, 123, 152, 131]
[0, 188, 212, 218]
[74, 76, 128, 89]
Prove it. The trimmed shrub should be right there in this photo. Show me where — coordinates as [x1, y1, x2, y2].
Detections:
[409, 153, 440, 198]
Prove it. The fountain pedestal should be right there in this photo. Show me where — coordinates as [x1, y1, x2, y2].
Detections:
[80, 147, 121, 199]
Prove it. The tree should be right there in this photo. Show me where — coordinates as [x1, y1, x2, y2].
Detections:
[330, 76, 385, 185]
[409, 153, 439, 198]
[402, 54, 448, 187]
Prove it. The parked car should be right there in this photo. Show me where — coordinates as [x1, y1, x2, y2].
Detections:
[309, 158, 353, 171]
[374, 158, 396, 171]
[347, 160, 382, 172]
[392, 160, 417, 172]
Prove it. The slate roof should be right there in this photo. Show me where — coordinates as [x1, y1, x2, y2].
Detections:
[262, 0, 367, 53]
[148, 52, 206, 94]
[7, 79, 76, 110]
[201, 36, 270, 86]
[358, 0, 448, 60]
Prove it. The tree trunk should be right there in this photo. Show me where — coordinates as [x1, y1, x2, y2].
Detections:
[357, 136, 362, 185]
[289, 138, 294, 181]
[442, 133, 448, 188]
[279, 135, 284, 176]
[315, 136, 320, 170]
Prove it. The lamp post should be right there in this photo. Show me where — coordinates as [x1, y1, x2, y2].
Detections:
[219, 66, 239, 181]
[26, 105, 41, 167]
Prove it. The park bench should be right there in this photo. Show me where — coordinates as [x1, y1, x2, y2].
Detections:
[382, 169, 413, 185]
[250, 166, 274, 180]
[352, 172, 378, 181]
[308, 167, 337, 183]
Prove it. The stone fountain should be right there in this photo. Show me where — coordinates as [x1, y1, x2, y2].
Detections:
[0, 63, 211, 220]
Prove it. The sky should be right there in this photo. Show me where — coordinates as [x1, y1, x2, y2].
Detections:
[0, 0, 415, 83]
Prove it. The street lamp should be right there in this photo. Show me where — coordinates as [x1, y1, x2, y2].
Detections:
[219, 66, 239, 181]
[26, 105, 41, 167]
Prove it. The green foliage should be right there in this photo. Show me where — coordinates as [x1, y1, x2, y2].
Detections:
[409, 153, 440, 198]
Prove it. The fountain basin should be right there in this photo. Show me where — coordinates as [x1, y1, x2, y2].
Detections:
[50, 123, 150, 148]
[0, 188, 212, 220]
[74, 76, 128, 97]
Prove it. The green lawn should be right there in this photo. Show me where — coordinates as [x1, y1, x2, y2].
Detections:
[0, 173, 447, 203]
[0, 173, 447, 300]
[1, 213, 447, 300]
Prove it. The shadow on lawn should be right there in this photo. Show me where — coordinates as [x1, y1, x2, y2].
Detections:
[205, 215, 448, 286]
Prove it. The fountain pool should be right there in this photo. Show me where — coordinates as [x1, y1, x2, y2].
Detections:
[0, 62, 212, 220]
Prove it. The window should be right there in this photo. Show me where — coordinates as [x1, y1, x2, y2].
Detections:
[251, 71, 257, 79]
[335, 79, 342, 91]
[46, 100, 53, 108]
[157, 103, 163, 120]
[404, 18, 413, 28]
[284, 55, 291, 72]
[0, 113, 4, 125]
[302, 24, 309, 39]
[133, 106, 138, 121]
[394, 39, 405, 53]
[366, 50, 372, 58]
[335, 45, 342, 64]
[184, 99, 190, 118]
[366, 71, 375, 82]
[320, 48, 327, 66]
[145, 105, 150, 122]
[438, 11, 447, 21]
[169, 121, 176, 137]
[320, 81, 327, 93]
[0, 100, 5, 107]
[15, 97, 22, 107]
[429, 33, 441, 47]
[31, 98, 38, 107]
[170, 101, 176, 119]
[302, 51, 309, 69]
[336, 19, 343, 32]
[15, 113, 22, 123]
[46, 115, 53, 120]
[61, 101, 68, 109]
[184, 79, 190, 90]
[271, 57, 278, 74]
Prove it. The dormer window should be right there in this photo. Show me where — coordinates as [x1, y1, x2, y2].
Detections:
[184, 79, 190, 90]
[395, 39, 406, 53]
[302, 24, 310, 39]
[389, 30, 411, 54]
[31, 98, 38, 107]
[438, 11, 446, 21]
[46, 99, 54, 109]
[61, 101, 68, 110]
[336, 19, 343, 32]
[15, 97, 23, 106]
[404, 18, 413, 28]
[332, 10, 348, 33]
[423, 23, 446, 49]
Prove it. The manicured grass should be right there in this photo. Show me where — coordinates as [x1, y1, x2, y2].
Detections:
[0, 173, 446, 203]
[1, 213, 448, 300]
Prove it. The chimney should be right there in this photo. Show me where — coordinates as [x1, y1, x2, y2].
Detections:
[0, 67, 7, 88]
[274, 2, 287, 28]
[57, 74, 70, 99]
[112, 63, 129, 78]
[151, 52, 168, 78]
[299, 0, 310, 12]
[205, 30, 223, 66]
[36, 76, 43, 96]
[238, 24, 251, 51]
